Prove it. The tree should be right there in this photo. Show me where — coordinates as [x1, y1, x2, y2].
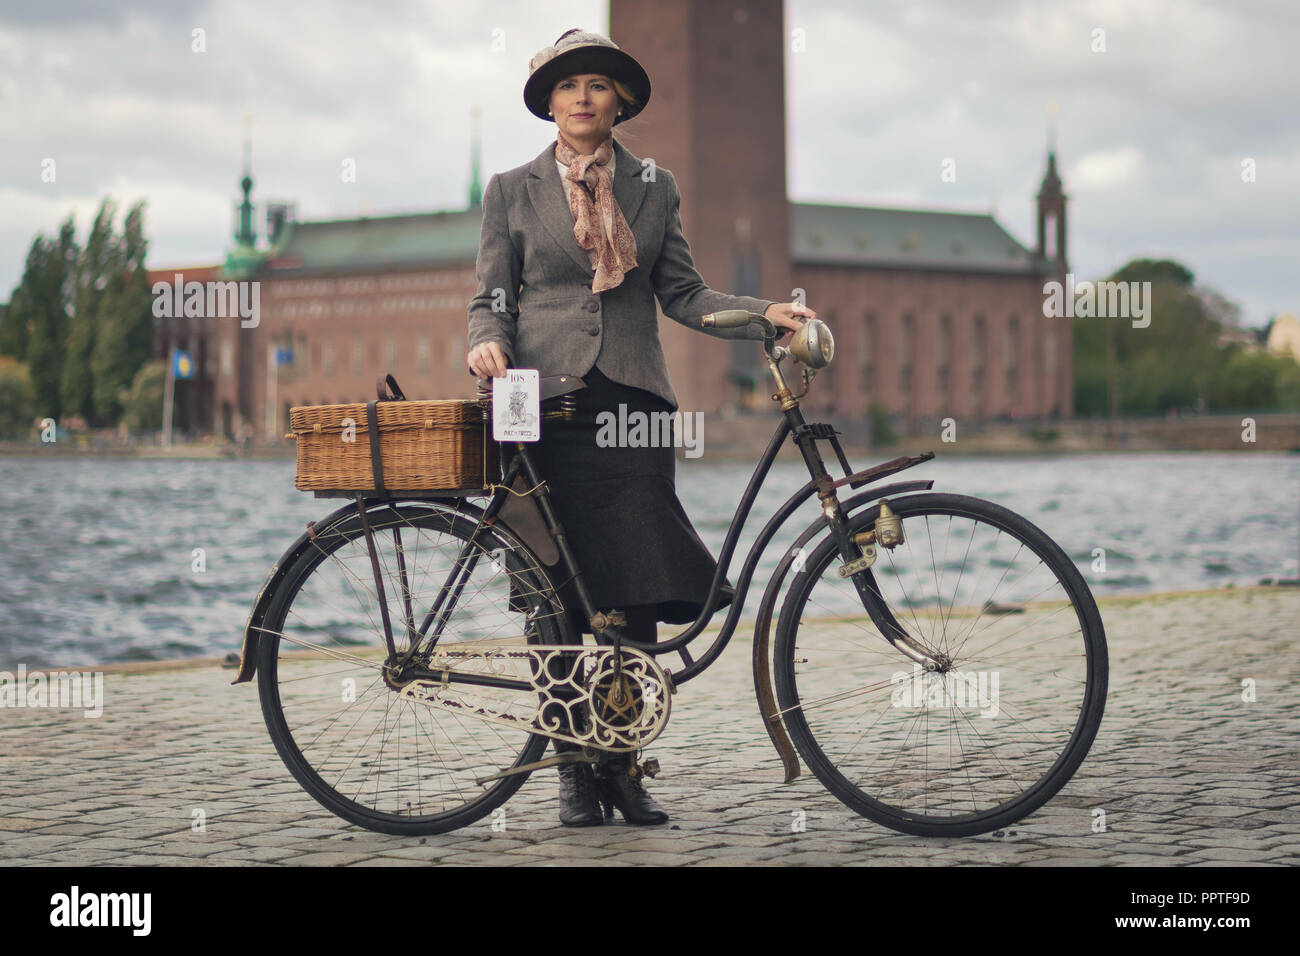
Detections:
[1110, 258, 1194, 288]
[0, 290, 25, 359]
[0, 356, 36, 438]
[119, 360, 166, 435]
[91, 201, 153, 423]
[4, 198, 156, 428]
[1072, 258, 1275, 416]
[1, 219, 77, 419]
[1209, 348, 1300, 411]
[62, 199, 117, 424]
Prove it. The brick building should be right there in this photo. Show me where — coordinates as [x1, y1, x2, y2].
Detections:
[151, 0, 1069, 442]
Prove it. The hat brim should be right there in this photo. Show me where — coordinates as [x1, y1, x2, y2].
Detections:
[524, 47, 651, 125]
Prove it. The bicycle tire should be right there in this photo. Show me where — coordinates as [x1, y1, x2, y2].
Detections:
[256, 500, 569, 835]
[774, 492, 1107, 837]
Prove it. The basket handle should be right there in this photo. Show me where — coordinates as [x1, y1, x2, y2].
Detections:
[376, 373, 407, 402]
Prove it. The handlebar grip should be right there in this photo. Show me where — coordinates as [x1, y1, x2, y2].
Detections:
[701, 309, 754, 329]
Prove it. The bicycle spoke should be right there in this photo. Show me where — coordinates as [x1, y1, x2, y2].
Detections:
[258, 502, 560, 832]
[775, 493, 1105, 835]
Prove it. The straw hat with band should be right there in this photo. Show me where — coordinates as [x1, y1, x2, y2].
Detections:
[524, 28, 652, 124]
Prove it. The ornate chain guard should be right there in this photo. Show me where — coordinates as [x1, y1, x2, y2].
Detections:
[395, 645, 672, 753]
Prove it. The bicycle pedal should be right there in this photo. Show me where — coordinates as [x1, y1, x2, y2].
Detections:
[629, 758, 660, 781]
[475, 747, 604, 786]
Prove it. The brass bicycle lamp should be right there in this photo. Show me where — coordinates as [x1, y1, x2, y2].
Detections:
[790, 319, 835, 369]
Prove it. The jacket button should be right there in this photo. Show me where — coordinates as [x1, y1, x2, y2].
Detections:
[586, 326, 600, 336]
[584, 300, 599, 312]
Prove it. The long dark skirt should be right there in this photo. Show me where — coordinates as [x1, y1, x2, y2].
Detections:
[521, 364, 735, 639]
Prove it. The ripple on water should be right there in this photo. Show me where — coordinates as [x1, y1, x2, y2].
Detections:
[0, 454, 1293, 668]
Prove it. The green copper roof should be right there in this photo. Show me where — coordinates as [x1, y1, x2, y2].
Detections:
[254, 201, 1044, 277]
[789, 203, 1045, 274]
[263, 210, 483, 274]
[223, 241, 267, 279]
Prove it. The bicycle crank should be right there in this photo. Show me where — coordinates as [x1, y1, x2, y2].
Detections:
[473, 748, 663, 787]
[393, 644, 673, 754]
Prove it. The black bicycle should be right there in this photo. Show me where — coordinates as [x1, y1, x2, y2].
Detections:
[234, 311, 1107, 838]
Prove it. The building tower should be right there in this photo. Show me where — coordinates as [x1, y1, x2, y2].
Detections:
[1036, 148, 1067, 276]
[1035, 146, 1071, 417]
[468, 106, 483, 209]
[609, 0, 792, 412]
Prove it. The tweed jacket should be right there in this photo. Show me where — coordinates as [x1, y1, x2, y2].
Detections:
[466, 138, 774, 410]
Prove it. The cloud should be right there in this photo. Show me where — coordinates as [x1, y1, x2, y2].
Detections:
[1071, 147, 1144, 189]
[0, 0, 1295, 325]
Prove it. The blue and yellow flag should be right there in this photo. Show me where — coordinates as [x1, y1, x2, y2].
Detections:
[172, 349, 195, 380]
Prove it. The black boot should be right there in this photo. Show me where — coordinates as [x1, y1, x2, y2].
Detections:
[593, 752, 668, 825]
[556, 757, 604, 827]
[540, 633, 606, 827]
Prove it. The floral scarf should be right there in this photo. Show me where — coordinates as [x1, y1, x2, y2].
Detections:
[554, 132, 638, 293]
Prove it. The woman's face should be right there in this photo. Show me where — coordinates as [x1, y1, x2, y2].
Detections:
[549, 73, 619, 144]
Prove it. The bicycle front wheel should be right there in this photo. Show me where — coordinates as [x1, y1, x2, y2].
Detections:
[774, 492, 1107, 836]
[256, 499, 569, 835]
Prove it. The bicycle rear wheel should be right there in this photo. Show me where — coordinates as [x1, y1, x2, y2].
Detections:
[256, 500, 569, 835]
[774, 492, 1107, 836]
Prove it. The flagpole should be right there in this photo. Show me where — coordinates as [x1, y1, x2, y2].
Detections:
[266, 343, 277, 443]
[161, 348, 176, 448]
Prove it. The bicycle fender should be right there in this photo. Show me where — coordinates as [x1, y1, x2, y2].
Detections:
[232, 498, 547, 685]
[751, 479, 934, 781]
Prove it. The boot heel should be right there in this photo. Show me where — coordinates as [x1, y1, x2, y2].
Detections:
[601, 795, 615, 822]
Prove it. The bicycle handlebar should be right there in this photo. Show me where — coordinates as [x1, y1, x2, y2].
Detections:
[702, 310, 835, 370]
[700, 309, 760, 330]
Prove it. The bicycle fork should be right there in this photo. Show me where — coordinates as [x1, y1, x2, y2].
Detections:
[847, 504, 951, 670]
[777, 361, 944, 674]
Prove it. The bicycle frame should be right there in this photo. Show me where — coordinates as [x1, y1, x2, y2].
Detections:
[488, 408, 938, 684]
[445, 355, 936, 676]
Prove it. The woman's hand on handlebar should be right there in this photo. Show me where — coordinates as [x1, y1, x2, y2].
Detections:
[467, 341, 510, 379]
[764, 301, 818, 337]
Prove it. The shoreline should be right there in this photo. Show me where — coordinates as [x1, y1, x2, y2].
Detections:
[3, 444, 1299, 462]
[7, 583, 1293, 677]
[5, 411, 1300, 460]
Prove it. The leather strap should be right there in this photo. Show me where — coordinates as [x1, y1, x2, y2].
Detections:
[366, 399, 385, 494]
[540, 373, 586, 402]
[376, 373, 407, 402]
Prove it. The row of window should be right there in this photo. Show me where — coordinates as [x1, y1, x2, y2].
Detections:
[269, 333, 466, 378]
[269, 271, 475, 299]
[829, 310, 1060, 408]
[867, 312, 1035, 368]
[212, 331, 473, 384]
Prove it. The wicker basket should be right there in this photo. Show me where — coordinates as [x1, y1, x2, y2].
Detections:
[288, 398, 498, 493]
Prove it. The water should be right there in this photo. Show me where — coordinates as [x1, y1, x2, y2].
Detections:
[0, 452, 1296, 668]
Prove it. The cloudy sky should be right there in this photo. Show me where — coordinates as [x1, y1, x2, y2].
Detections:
[1, 0, 1295, 326]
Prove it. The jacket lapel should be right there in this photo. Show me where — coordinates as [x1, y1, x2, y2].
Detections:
[526, 139, 648, 278]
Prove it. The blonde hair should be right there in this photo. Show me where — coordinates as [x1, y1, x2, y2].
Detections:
[612, 78, 639, 112]
[611, 79, 640, 144]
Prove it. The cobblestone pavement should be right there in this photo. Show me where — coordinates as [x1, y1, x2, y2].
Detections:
[1, 587, 1296, 866]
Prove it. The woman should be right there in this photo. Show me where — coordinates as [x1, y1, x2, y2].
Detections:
[466, 28, 816, 827]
